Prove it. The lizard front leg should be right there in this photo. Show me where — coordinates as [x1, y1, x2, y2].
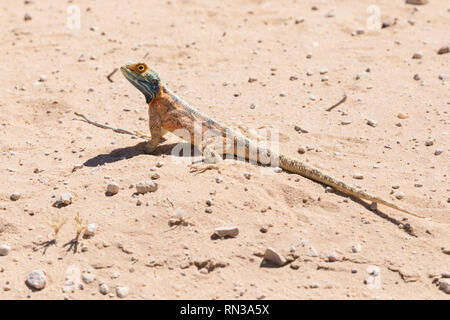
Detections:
[144, 112, 163, 154]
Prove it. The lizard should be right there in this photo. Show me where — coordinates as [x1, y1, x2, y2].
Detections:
[120, 60, 421, 218]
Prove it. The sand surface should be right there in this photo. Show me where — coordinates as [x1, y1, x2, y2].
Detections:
[0, 0, 449, 299]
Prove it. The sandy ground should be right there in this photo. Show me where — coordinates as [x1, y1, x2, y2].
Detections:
[0, 0, 449, 300]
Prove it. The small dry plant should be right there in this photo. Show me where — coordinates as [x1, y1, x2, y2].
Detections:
[74, 212, 87, 240]
[46, 212, 68, 243]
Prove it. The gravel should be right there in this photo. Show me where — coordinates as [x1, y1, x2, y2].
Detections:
[115, 286, 130, 298]
[26, 269, 46, 290]
[0, 244, 11, 256]
[106, 182, 120, 195]
[214, 226, 239, 238]
[136, 181, 158, 194]
[264, 247, 287, 266]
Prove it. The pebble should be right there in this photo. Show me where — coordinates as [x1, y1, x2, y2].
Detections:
[307, 247, 319, 257]
[106, 182, 120, 195]
[442, 272, 450, 278]
[99, 283, 109, 295]
[320, 68, 328, 75]
[26, 270, 46, 290]
[355, 72, 366, 80]
[260, 224, 269, 233]
[425, 138, 434, 146]
[434, 149, 443, 156]
[264, 247, 286, 266]
[136, 181, 158, 194]
[297, 147, 306, 154]
[325, 10, 335, 18]
[412, 51, 424, 59]
[439, 74, 449, 81]
[367, 119, 377, 127]
[367, 265, 380, 277]
[295, 17, 305, 24]
[244, 172, 252, 180]
[439, 279, 450, 294]
[155, 161, 164, 168]
[84, 224, 98, 237]
[397, 113, 408, 119]
[351, 243, 362, 253]
[395, 192, 405, 200]
[82, 273, 96, 284]
[327, 252, 339, 262]
[413, 74, 421, 81]
[214, 226, 239, 238]
[437, 45, 449, 55]
[405, 0, 428, 5]
[151, 173, 160, 180]
[0, 244, 11, 256]
[24, 13, 32, 21]
[352, 173, 364, 180]
[10, 192, 21, 201]
[115, 286, 130, 298]
[273, 167, 282, 173]
[60, 192, 72, 205]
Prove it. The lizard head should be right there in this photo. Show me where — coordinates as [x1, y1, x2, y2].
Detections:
[120, 60, 161, 104]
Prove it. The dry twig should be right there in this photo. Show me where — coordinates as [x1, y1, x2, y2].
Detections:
[326, 94, 347, 112]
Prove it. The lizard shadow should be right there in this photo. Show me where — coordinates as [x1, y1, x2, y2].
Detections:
[83, 142, 199, 167]
[327, 188, 417, 237]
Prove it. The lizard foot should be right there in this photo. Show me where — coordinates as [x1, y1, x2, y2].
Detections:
[189, 163, 223, 174]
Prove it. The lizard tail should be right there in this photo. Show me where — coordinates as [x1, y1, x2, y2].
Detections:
[278, 154, 422, 218]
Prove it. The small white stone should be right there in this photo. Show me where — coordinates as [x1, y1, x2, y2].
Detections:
[136, 181, 158, 194]
[84, 224, 98, 237]
[82, 273, 95, 284]
[355, 72, 366, 80]
[273, 167, 282, 173]
[434, 149, 443, 156]
[60, 192, 72, 205]
[264, 247, 286, 266]
[425, 138, 434, 146]
[115, 286, 130, 298]
[214, 226, 239, 238]
[99, 283, 109, 295]
[367, 265, 380, 276]
[0, 244, 11, 256]
[439, 279, 450, 294]
[106, 182, 120, 195]
[327, 252, 339, 262]
[395, 192, 405, 200]
[155, 161, 164, 168]
[10, 192, 21, 201]
[366, 119, 378, 127]
[295, 16, 305, 24]
[352, 173, 364, 180]
[244, 172, 252, 179]
[151, 173, 160, 180]
[412, 51, 424, 59]
[26, 269, 46, 290]
[351, 243, 362, 253]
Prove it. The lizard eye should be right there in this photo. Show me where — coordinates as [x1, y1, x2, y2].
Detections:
[137, 64, 145, 72]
